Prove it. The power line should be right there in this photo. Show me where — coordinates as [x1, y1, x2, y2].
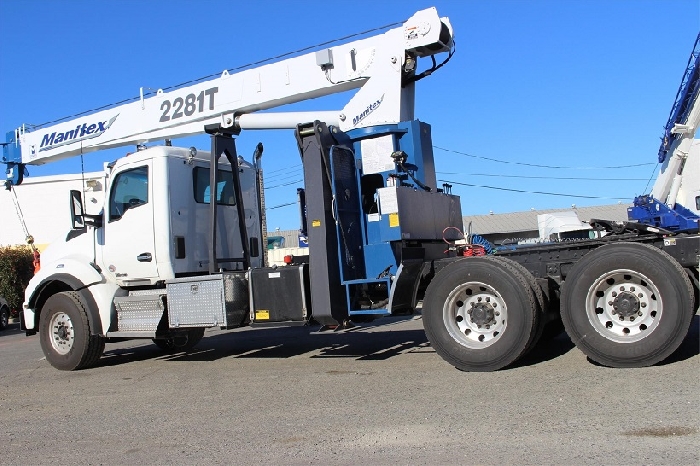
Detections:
[436, 171, 647, 181]
[265, 179, 303, 189]
[263, 164, 301, 176]
[263, 169, 303, 183]
[440, 179, 632, 201]
[267, 201, 297, 210]
[433, 146, 656, 170]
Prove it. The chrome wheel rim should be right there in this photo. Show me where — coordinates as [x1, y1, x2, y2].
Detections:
[443, 281, 507, 349]
[586, 269, 662, 343]
[49, 312, 75, 355]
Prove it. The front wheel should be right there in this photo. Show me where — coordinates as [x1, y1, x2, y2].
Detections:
[422, 258, 537, 371]
[561, 242, 694, 368]
[39, 291, 105, 370]
[152, 328, 205, 352]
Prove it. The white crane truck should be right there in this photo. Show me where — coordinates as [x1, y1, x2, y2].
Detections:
[2, 9, 698, 372]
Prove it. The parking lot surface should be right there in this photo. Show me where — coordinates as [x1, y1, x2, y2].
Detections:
[0, 315, 698, 465]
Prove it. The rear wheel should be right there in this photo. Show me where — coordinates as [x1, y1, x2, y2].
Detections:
[488, 256, 548, 353]
[561, 242, 694, 368]
[152, 328, 205, 352]
[422, 258, 537, 371]
[39, 291, 105, 370]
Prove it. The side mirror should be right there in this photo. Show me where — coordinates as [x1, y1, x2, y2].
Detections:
[70, 189, 104, 229]
[70, 190, 85, 229]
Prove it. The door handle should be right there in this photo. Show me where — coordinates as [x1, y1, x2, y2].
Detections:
[137, 253, 152, 262]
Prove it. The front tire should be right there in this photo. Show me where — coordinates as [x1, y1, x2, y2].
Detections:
[422, 258, 537, 371]
[561, 242, 694, 368]
[39, 291, 105, 370]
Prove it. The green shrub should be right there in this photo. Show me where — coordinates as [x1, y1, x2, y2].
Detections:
[0, 246, 35, 317]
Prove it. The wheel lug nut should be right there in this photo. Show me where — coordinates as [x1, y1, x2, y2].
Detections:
[612, 291, 617, 297]
[619, 316, 624, 321]
[608, 301, 614, 306]
[630, 286, 635, 292]
[620, 286, 625, 291]
[485, 325, 490, 329]
[495, 311, 500, 316]
[640, 303, 647, 308]
[492, 303, 497, 307]
[612, 310, 617, 315]
[485, 297, 490, 303]
[630, 316, 635, 321]
[637, 311, 643, 316]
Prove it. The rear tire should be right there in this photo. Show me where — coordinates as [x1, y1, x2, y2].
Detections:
[39, 291, 105, 370]
[153, 328, 205, 352]
[561, 242, 694, 368]
[487, 256, 548, 353]
[422, 258, 537, 371]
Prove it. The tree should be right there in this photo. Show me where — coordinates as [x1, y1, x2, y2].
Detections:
[0, 246, 35, 316]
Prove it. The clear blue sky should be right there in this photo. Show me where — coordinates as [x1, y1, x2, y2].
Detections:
[1, 0, 698, 231]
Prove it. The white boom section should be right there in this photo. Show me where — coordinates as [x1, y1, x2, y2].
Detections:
[651, 91, 700, 213]
[14, 7, 452, 166]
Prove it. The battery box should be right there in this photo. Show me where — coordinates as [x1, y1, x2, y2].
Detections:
[249, 265, 310, 323]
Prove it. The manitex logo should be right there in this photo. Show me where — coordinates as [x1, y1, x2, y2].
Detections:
[39, 115, 119, 152]
[352, 94, 384, 126]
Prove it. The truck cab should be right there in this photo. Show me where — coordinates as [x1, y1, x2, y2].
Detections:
[97, 145, 262, 285]
[22, 144, 263, 367]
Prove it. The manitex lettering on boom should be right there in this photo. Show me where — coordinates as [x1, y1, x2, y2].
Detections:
[39, 115, 119, 152]
[353, 95, 384, 126]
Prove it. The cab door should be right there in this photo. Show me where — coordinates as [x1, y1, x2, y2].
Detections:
[101, 162, 159, 285]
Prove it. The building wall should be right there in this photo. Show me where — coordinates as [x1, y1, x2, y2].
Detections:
[268, 247, 309, 267]
[1, 173, 104, 250]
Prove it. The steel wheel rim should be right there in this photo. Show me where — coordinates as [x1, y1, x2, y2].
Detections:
[0, 308, 8, 327]
[586, 268, 662, 343]
[443, 281, 508, 349]
[49, 312, 75, 355]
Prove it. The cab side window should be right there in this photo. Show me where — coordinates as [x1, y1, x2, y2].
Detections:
[193, 167, 236, 206]
[109, 166, 149, 221]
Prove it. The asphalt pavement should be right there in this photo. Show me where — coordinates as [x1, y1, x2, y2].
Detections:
[0, 314, 698, 465]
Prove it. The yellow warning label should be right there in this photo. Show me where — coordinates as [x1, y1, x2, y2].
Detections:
[255, 310, 270, 320]
[312, 219, 321, 227]
[389, 213, 400, 227]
